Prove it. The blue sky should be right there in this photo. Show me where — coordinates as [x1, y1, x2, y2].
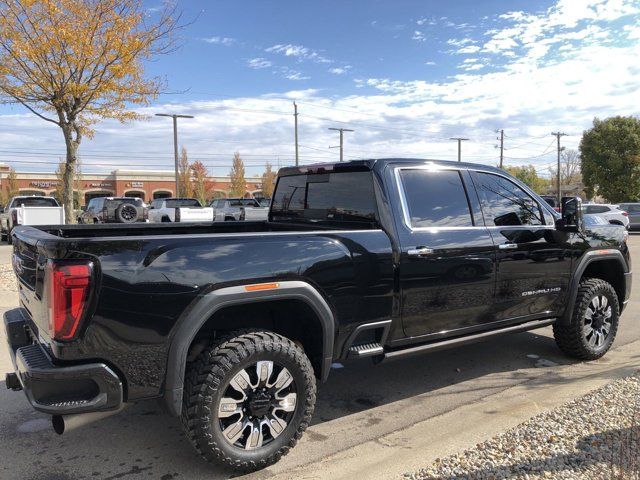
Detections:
[0, 0, 639, 176]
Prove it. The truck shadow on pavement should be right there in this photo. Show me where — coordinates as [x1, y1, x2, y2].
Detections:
[0, 329, 588, 480]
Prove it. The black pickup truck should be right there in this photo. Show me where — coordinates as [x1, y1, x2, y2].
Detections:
[4, 159, 632, 471]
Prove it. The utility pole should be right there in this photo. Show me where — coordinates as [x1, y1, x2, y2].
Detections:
[155, 113, 194, 197]
[293, 102, 299, 166]
[450, 137, 469, 162]
[329, 127, 354, 162]
[498, 129, 504, 168]
[551, 132, 567, 205]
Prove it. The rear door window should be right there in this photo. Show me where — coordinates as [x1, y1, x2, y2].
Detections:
[474, 172, 544, 226]
[271, 171, 378, 225]
[398, 169, 473, 228]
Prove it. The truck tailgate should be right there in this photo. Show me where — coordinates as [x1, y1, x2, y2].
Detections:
[19, 206, 65, 225]
[11, 236, 48, 339]
[178, 207, 213, 222]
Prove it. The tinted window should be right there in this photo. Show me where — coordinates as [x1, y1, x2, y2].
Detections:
[474, 173, 543, 226]
[399, 169, 473, 227]
[105, 198, 141, 208]
[11, 197, 59, 207]
[585, 205, 609, 214]
[165, 199, 201, 208]
[621, 204, 640, 213]
[271, 171, 378, 224]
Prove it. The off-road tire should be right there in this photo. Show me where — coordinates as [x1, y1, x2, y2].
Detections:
[115, 203, 138, 223]
[6, 228, 12, 245]
[553, 278, 619, 360]
[181, 330, 316, 472]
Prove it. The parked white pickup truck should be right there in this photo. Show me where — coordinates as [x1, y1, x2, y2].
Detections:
[147, 198, 214, 223]
[0, 196, 65, 244]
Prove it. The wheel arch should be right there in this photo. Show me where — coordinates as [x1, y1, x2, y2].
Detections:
[559, 249, 630, 325]
[163, 280, 335, 416]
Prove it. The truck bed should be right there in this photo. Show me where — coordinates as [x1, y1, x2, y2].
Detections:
[16, 219, 376, 242]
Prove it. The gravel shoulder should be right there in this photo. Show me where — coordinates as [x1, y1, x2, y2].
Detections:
[407, 372, 640, 480]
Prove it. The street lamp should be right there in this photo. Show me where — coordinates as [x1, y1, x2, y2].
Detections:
[155, 113, 194, 197]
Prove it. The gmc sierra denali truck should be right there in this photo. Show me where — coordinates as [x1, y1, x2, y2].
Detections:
[4, 159, 632, 472]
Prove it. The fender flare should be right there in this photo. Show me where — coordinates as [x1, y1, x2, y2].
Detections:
[162, 280, 335, 417]
[559, 249, 630, 325]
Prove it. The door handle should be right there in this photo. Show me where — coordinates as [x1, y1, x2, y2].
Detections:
[407, 246, 434, 256]
[498, 243, 518, 250]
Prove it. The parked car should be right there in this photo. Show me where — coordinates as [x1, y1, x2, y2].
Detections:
[148, 198, 214, 223]
[78, 197, 147, 224]
[618, 203, 640, 230]
[582, 204, 629, 229]
[5, 159, 631, 472]
[0, 196, 64, 244]
[210, 197, 268, 221]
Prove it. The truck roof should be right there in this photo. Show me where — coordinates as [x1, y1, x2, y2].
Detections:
[277, 158, 504, 176]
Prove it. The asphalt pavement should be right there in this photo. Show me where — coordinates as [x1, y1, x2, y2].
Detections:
[0, 236, 639, 480]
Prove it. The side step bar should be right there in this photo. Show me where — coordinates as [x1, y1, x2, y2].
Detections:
[384, 318, 556, 360]
[349, 342, 384, 357]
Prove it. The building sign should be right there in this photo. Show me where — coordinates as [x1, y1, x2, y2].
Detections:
[86, 182, 113, 188]
[30, 181, 59, 188]
[127, 182, 144, 188]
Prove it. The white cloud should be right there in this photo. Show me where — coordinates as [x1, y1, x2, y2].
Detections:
[281, 68, 310, 81]
[447, 38, 475, 47]
[1, 0, 639, 177]
[329, 66, 352, 75]
[266, 44, 332, 64]
[202, 36, 235, 46]
[412, 31, 426, 42]
[457, 45, 481, 54]
[425, 61, 436, 66]
[247, 58, 272, 69]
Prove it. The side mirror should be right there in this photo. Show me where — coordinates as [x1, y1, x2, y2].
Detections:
[556, 197, 583, 232]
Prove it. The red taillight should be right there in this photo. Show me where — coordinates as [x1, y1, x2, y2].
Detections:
[47, 261, 92, 341]
[621, 211, 628, 216]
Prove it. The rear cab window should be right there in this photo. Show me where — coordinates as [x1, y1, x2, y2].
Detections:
[271, 170, 379, 227]
[11, 197, 59, 208]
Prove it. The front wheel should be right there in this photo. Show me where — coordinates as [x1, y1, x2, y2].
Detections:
[182, 331, 316, 472]
[553, 278, 620, 360]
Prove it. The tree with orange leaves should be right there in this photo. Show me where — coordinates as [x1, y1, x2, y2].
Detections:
[0, 0, 181, 222]
[190, 160, 212, 206]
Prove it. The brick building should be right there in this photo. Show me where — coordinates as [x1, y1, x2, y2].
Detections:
[0, 165, 265, 205]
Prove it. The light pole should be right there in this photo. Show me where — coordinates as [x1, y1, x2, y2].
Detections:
[328, 127, 354, 162]
[450, 137, 469, 162]
[155, 113, 194, 197]
[551, 132, 567, 205]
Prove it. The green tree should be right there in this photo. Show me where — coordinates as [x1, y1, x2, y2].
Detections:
[229, 152, 246, 197]
[261, 162, 277, 199]
[581, 116, 640, 203]
[178, 147, 193, 198]
[504, 165, 547, 193]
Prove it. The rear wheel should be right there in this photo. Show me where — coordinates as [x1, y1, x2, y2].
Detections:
[182, 331, 316, 472]
[553, 278, 619, 360]
[6, 228, 12, 245]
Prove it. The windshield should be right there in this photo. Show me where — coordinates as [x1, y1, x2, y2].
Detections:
[165, 199, 201, 208]
[11, 197, 59, 207]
